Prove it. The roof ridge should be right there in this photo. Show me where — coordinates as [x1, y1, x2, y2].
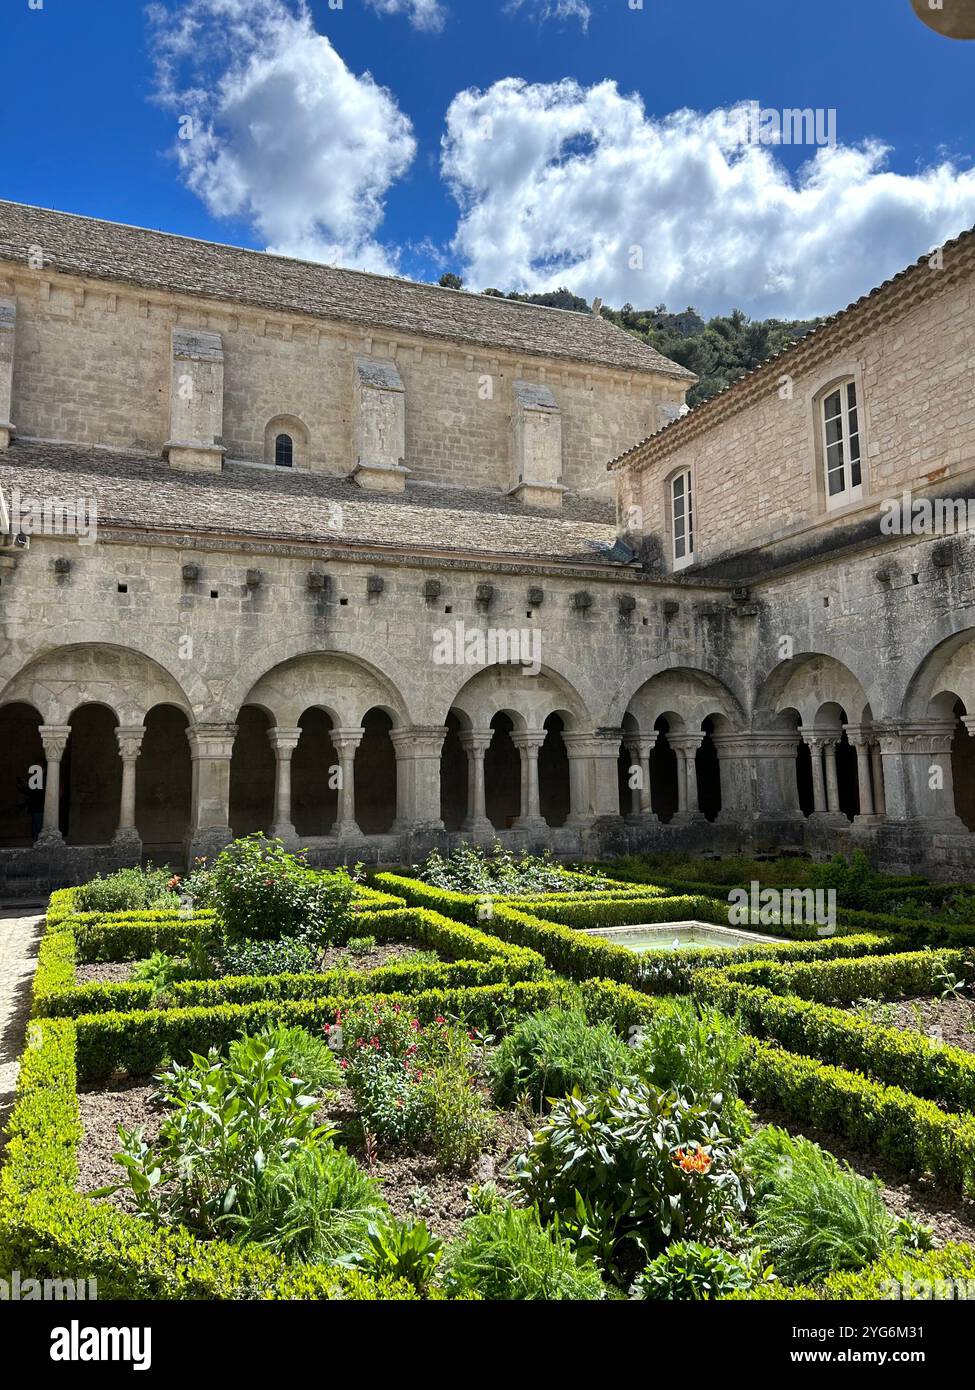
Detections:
[607, 220, 975, 470]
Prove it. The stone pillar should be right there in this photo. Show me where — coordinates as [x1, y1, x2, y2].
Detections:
[803, 734, 829, 816]
[331, 729, 364, 840]
[591, 728, 625, 821]
[186, 722, 238, 859]
[846, 726, 877, 823]
[623, 736, 656, 819]
[669, 734, 704, 821]
[268, 727, 302, 844]
[823, 739, 841, 814]
[512, 731, 547, 830]
[460, 730, 493, 833]
[114, 726, 146, 848]
[562, 732, 596, 828]
[391, 726, 447, 833]
[715, 730, 803, 823]
[871, 743, 886, 816]
[164, 329, 226, 473]
[37, 725, 71, 846]
[877, 720, 966, 829]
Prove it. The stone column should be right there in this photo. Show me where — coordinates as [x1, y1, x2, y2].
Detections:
[460, 730, 493, 833]
[871, 743, 886, 816]
[846, 725, 877, 823]
[803, 734, 829, 816]
[877, 720, 965, 829]
[186, 722, 238, 859]
[562, 732, 596, 828]
[114, 726, 146, 848]
[714, 730, 803, 823]
[330, 729, 364, 840]
[37, 725, 71, 846]
[669, 734, 704, 821]
[390, 726, 447, 833]
[512, 731, 547, 830]
[623, 737, 656, 819]
[268, 727, 302, 844]
[823, 739, 841, 814]
[591, 728, 625, 821]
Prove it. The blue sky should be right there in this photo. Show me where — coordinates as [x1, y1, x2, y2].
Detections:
[2, 0, 974, 318]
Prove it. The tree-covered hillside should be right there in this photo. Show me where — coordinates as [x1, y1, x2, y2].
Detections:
[439, 274, 820, 408]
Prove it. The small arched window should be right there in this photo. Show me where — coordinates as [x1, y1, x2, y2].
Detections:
[274, 433, 294, 468]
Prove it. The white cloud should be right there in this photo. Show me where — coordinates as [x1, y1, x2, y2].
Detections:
[441, 78, 975, 318]
[506, 0, 592, 28]
[147, 0, 416, 272]
[363, 0, 446, 30]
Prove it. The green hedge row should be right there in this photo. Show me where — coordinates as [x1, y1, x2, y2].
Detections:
[705, 948, 966, 1005]
[34, 908, 547, 1020]
[696, 971, 975, 1114]
[0, 1016, 425, 1300]
[727, 1242, 975, 1300]
[741, 1039, 975, 1195]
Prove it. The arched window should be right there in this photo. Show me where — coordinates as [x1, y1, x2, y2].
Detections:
[670, 468, 694, 569]
[275, 433, 294, 468]
[820, 378, 862, 508]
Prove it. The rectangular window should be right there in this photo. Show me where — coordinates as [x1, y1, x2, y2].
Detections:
[821, 380, 863, 508]
[672, 470, 694, 567]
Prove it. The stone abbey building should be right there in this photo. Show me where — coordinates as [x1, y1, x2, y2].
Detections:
[0, 199, 974, 891]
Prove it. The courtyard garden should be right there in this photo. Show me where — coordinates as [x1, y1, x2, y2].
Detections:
[4, 837, 975, 1301]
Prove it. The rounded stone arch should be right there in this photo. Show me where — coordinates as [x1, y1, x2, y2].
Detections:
[901, 628, 975, 720]
[0, 624, 210, 717]
[0, 643, 193, 726]
[606, 656, 748, 730]
[239, 652, 409, 730]
[623, 668, 745, 736]
[444, 662, 590, 734]
[755, 652, 870, 730]
[221, 635, 415, 726]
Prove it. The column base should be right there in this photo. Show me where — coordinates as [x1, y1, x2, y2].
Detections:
[112, 829, 143, 849]
[35, 828, 64, 849]
[335, 822, 366, 844]
[853, 814, 884, 828]
[671, 810, 706, 825]
[511, 816, 548, 832]
[809, 812, 850, 827]
[461, 817, 494, 835]
[269, 822, 299, 847]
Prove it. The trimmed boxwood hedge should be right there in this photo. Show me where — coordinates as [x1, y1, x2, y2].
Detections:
[34, 906, 547, 1020]
[726, 1242, 975, 1300]
[740, 1038, 975, 1196]
[696, 969, 975, 1114]
[699, 948, 968, 1005]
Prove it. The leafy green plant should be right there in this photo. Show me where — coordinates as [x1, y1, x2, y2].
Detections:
[346, 935, 377, 955]
[228, 1140, 387, 1263]
[628, 998, 750, 1138]
[240, 1023, 342, 1093]
[103, 1032, 329, 1239]
[415, 842, 607, 895]
[807, 850, 880, 910]
[349, 1217, 443, 1293]
[442, 1204, 605, 1300]
[630, 1240, 774, 1300]
[425, 1026, 495, 1171]
[517, 1082, 745, 1277]
[216, 936, 318, 977]
[206, 836, 355, 943]
[75, 866, 179, 914]
[128, 951, 193, 996]
[488, 1008, 631, 1110]
[740, 1127, 928, 1284]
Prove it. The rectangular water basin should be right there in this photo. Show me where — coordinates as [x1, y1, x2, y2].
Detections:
[584, 921, 783, 952]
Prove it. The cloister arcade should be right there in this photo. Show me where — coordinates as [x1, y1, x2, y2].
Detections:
[2, 637, 975, 865]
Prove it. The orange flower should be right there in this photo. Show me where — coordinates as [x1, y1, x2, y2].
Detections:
[674, 1145, 712, 1175]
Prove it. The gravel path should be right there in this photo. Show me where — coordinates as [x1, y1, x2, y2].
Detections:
[0, 907, 45, 1157]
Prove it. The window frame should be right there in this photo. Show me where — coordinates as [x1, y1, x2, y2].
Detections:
[819, 377, 863, 510]
[274, 432, 294, 468]
[669, 466, 695, 570]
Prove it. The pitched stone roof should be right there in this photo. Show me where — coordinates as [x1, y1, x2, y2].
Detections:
[0, 201, 693, 381]
[608, 221, 975, 473]
[0, 439, 621, 566]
